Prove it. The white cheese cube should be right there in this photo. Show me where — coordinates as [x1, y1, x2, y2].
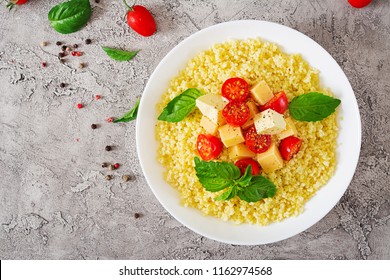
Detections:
[250, 80, 274, 105]
[218, 124, 245, 148]
[242, 99, 259, 129]
[200, 115, 219, 135]
[196, 93, 228, 125]
[228, 143, 256, 161]
[256, 143, 284, 173]
[277, 117, 298, 140]
[254, 109, 286, 135]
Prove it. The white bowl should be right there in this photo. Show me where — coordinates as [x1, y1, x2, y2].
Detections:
[136, 20, 361, 245]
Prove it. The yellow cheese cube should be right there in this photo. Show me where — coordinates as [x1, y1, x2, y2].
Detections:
[277, 117, 298, 139]
[256, 143, 284, 173]
[250, 80, 274, 105]
[254, 109, 286, 135]
[242, 99, 259, 129]
[218, 124, 245, 148]
[228, 143, 256, 161]
[200, 116, 219, 135]
[196, 93, 228, 125]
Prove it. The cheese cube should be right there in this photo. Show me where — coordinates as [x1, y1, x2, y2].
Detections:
[256, 143, 284, 173]
[242, 99, 259, 129]
[250, 80, 274, 105]
[218, 124, 245, 148]
[200, 115, 219, 135]
[254, 109, 286, 135]
[277, 117, 298, 140]
[228, 143, 256, 161]
[196, 93, 228, 125]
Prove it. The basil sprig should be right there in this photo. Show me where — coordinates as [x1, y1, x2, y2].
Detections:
[114, 98, 140, 123]
[102, 47, 138, 61]
[158, 88, 203, 122]
[289, 92, 341, 122]
[194, 157, 277, 203]
[48, 0, 91, 34]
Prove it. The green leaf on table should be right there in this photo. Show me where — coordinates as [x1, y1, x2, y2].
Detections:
[238, 176, 277, 203]
[102, 47, 138, 61]
[289, 92, 341, 122]
[48, 0, 91, 34]
[114, 98, 140, 123]
[158, 88, 203, 122]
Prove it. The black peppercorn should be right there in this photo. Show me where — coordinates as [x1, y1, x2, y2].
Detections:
[73, 44, 78, 48]
[105, 145, 112, 151]
[61, 45, 67, 51]
[60, 83, 66, 88]
[58, 52, 65, 58]
[56, 41, 62, 46]
[102, 162, 108, 168]
[85, 39, 92, 44]
[95, 0, 100, 3]
[91, 124, 97, 129]
[134, 213, 140, 219]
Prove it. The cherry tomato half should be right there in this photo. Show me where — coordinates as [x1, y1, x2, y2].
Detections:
[235, 158, 261, 176]
[259, 91, 289, 114]
[222, 101, 250, 127]
[279, 136, 302, 161]
[196, 134, 223, 161]
[221, 77, 250, 102]
[244, 126, 272, 154]
[348, 0, 371, 8]
[125, 4, 156, 37]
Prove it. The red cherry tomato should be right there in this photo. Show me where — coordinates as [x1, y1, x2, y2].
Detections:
[244, 126, 272, 154]
[221, 77, 250, 102]
[259, 91, 289, 114]
[196, 134, 223, 161]
[124, 1, 156, 37]
[6, 0, 28, 10]
[235, 158, 261, 176]
[222, 101, 250, 126]
[279, 136, 302, 161]
[348, 0, 371, 8]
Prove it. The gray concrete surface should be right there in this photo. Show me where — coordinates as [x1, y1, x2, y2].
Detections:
[0, 0, 389, 260]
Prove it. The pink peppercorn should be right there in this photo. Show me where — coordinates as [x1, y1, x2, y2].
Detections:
[114, 163, 120, 169]
[41, 62, 47, 67]
[71, 51, 83, 57]
[106, 117, 114, 122]
[76, 103, 83, 109]
[95, 95, 102, 100]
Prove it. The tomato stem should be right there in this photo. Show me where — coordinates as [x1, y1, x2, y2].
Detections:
[122, 0, 135, 11]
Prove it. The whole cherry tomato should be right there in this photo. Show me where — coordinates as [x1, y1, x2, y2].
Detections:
[348, 0, 372, 8]
[235, 158, 261, 176]
[123, 0, 156, 37]
[6, 0, 28, 10]
[279, 136, 302, 161]
[196, 134, 223, 161]
[259, 91, 289, 114]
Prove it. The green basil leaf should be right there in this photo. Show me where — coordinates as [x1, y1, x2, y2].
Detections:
[214, 186, 238, 201]
[48, 0, 91, 34]
[102, 47, 138, 61]
[236, 165, 252, 187]
[289, 92, 341, 122]
[194, 157, 240, 192]
[238, 176, 277, 202]
[158, 88, 203, 122]
[114, 98, 140, 123]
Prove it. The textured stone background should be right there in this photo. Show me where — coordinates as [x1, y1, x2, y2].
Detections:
[0, 0, 389, 260]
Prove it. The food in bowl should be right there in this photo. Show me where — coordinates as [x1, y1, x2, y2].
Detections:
[156, 38, 340, 225]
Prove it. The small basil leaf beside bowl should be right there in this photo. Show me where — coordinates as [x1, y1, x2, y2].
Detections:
[102, 47, 139, 61]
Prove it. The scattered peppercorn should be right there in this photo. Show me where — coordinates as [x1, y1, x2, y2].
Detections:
[79, 63, 84, 69]
[66, 47, 72, 52]
[56, 41, 62, 46]
[105, 145, 112, 151]
[60, 83, 66, 88]
[134, 213, 140, 219]
[77, 103, 83, 109]
[91, 124, 97, 129]
[61, 45, 67, 51]
[59, 59, 66, 64]
[114, 163, 120, 169]
[71, 51, 83, 57]
[106, 117, 114, 123]
[73, 44, 78, 48]
[58, 52, 65, 58]
[95, 0, 100, 3]
[95, 95, 102, 100]
[108, 164, 115, 171]
[105, 175, 113, 181]
[122, 175, 131, 182]
[40, 41, 47, 47]
[85, 38, 92, 44]
[41, 62, 47, 68]
[102, 162, 108, 168]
